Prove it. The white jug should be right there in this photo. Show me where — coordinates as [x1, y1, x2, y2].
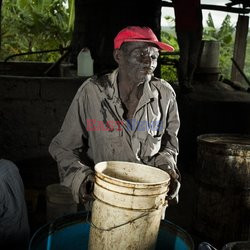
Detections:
[77, 48, 94, 77]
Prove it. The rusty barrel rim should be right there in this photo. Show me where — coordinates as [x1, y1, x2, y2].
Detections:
[197, 133, 250, 156]
[197, 133, 250, 147]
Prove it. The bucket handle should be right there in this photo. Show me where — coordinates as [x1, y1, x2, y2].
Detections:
[88, 211, 150, 231]
[87, 200, 168, 231]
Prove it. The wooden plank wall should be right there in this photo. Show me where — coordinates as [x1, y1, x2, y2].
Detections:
[231, 15, 249, 83]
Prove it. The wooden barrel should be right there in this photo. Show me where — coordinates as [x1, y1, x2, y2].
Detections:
[194, 134, 250, 247]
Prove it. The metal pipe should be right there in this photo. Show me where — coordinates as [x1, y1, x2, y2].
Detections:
[4, 47, 70, 63]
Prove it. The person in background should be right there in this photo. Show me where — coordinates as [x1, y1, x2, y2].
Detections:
[49, 26, 181, 209]
[173, 0, 203, 93]
[0, 159, 30, 250]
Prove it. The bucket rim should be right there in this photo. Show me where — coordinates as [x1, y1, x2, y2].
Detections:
[94, 161, 170, 188]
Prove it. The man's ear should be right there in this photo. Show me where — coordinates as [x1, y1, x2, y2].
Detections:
[113, 49, 122, 64]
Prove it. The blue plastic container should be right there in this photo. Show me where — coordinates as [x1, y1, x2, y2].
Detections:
[29, 212, 194, 250]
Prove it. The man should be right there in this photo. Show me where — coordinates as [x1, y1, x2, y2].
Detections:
[173, 0, 203, 93]
[0, 159, 30, 250]
[49, 26, 180, 207]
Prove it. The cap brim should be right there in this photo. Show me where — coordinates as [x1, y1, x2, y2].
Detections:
[122, 39, 174, 52]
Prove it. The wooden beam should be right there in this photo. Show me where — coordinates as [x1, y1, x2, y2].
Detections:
[231, 15, 249, 83]
[226, 0, 250, 8]
[161, 1, 250, 14]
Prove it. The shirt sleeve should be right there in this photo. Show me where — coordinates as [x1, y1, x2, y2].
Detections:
[160, 93, 180, 162]
[48, 85, 93, 203]
[148, 91, 180, 173]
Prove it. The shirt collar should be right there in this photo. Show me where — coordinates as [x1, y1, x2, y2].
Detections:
[143, 76, 158, 101]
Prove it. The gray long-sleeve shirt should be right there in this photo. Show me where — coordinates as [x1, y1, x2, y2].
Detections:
[49, 69, 180, 203]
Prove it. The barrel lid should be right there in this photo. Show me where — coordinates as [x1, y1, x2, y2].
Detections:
[197, 134, 250, 150]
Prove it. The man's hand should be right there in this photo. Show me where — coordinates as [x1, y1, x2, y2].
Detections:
[166, 177, 181, 204]
[79, 173, 95, 203]
[158, 164, 181, 204]
[152, 152, 181, 204]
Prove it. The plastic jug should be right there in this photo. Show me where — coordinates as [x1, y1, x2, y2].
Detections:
[77, 48, 94, 77]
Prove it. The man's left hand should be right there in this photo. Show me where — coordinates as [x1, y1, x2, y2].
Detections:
[151, 152, 181, 204]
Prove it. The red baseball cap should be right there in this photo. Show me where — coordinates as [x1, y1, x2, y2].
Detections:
[114, 26, 174, 52]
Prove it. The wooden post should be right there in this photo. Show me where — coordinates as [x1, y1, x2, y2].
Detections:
[231, 15, 249, 83]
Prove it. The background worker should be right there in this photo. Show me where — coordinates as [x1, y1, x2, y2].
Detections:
[173, 0, 203, 93]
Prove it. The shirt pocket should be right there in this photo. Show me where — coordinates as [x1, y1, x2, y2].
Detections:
[95, 127, 123, 160]
[139, 133, 162, 159]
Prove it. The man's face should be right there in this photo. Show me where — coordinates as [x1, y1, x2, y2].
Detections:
[118, 42, 159, 83]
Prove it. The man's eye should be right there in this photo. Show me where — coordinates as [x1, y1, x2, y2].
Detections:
[151, 55, 158, 60]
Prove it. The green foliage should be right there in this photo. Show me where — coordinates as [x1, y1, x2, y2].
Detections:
[0, 0, 74, 62]
[160, 16, 179, 83]
[161, 12, 237, 81]
[203, 13, 235, 78]
[161, 63, 178, 83]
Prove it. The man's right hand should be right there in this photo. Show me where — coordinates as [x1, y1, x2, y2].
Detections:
[79, 174, 95, 203]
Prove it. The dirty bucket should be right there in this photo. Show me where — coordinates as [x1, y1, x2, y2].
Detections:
[195, 134, 250, 247]
[29, 212, 194, 250]
[46, 183, 77, 222]
[88, 161, 171, 250]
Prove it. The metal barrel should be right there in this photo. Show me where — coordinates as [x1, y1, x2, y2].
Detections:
[194, 134, 250, 247]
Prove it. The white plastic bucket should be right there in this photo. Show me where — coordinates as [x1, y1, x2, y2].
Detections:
[88, 161, 170, 250]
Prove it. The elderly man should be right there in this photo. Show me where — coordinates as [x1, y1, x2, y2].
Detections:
[49, 26, 180, 207]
